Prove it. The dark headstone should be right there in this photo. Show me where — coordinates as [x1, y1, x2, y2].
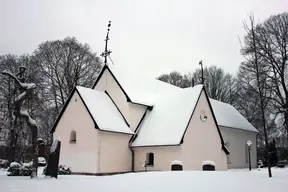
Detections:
[171, 164, 183, 171]
[37, 139, 45, 157]
[45, 139, 61, 179]
[202, 164, 215, 171]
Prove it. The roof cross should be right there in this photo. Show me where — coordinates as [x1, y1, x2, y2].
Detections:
[101, 21, 112, 65]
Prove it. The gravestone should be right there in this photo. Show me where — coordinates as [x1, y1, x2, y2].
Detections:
[171, 164, 183, 171]
[202, 164, 215, 171]
[171, 160, 183, 171]
[45, 138, 61, 179]
[202, 160, 216, 171]
[37, 138, 45, 157]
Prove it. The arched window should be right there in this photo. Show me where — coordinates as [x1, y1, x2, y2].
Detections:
[70, 130, 76, 143]
[146, 153, 154, 166]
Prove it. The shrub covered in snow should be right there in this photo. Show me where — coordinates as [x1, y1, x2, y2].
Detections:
[6, 161, 35, 176]
[38, 157, 46, 166]
[22, 157, 46, 167]
[19, 165, 33, 176]
[43, 164, 72, 175]
[0, 159, 9, 168]
[6, 161, 34, 176]
[58, 165, 72, 175]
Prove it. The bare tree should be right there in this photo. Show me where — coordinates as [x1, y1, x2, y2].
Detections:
[240, 13, 272, 177]
[250, 12, 288, 139]
[0, 54, 48, 168]
[157, 65, 237, 104]
[33, 37, 102, 115]
[0, 38, 102, 164]
[192, 66, 237, 104]
[2, 66, 39, 178]
[0, 55, 18, 162]
[157, 71, 190, 88]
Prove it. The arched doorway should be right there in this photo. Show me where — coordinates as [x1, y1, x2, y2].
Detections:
[202, 160, 215, 171]
[171, 160, 183, 171]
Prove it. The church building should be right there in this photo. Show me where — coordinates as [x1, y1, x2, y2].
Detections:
[50, 64, 258, 174]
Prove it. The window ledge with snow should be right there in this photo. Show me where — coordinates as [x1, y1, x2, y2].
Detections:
[202, 160, 215, 166]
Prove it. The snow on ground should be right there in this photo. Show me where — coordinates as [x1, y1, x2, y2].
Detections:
[0, 168, 287, 192]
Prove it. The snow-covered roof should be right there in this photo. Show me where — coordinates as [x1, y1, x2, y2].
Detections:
[108, 65, 181, 106]
[209, 99, 258, 133]
[76, 86, 133, 135]
[103, 65, 258, 134]
[131, 85, 203, 147]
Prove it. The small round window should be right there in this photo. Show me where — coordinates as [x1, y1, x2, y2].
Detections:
[200, 110, 207, 122]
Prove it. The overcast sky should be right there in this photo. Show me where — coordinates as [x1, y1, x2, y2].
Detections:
[0, 0, 287, 78]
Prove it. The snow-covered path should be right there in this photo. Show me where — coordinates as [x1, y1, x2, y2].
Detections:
[0, 168, 287, 192]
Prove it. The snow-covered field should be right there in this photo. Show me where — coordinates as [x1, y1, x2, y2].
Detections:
[0, 168, 287, 192]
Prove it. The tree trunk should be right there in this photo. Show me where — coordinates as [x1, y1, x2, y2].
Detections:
[250, 15, 272, 177]
[8, 129, 15, 162]
[30, 126, 38, 178]
[8, 117, 18, 163]
[1, 69, 39, 178]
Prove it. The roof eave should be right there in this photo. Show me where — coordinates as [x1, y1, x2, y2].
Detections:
[99, 129, 134, 135]
[130, 101, 153, 110]
[219, 125, 259, 133]
[130, 143, 181, 148]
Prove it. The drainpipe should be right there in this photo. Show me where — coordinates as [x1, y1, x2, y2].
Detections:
[129, 147, 135, 172]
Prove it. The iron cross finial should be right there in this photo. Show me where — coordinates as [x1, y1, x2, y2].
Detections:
[101, 21, 112, 65]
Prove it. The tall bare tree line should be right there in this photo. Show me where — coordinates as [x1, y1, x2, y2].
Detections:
[157, 12, 288, 151]
[0, 12, 287, 164]
[0, 37, 102, 162]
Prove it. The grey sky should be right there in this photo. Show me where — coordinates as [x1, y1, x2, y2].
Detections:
[0, 0, 287, 78]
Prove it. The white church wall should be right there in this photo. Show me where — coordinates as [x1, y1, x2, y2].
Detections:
[129, 103, 147, 132]
[97, 131, 132, 174]
[219, 126, 258, 169]
[133, 91, 227, 171]
[53, 91, 99, 174]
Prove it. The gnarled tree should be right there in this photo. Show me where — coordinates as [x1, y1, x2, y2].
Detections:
[1, 67, 38, 178]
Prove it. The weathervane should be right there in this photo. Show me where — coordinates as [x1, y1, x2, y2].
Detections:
[199, 60, 204, 84]
[101, 21, 112, 65]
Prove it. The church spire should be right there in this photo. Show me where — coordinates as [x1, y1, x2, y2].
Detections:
[101, 21, 112, 65]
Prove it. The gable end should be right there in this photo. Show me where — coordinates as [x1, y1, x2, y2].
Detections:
[180, 86, 229, 155]
[50, 87, 133, 135]
[180, 87, 203, 144]
[91, 64, 131, 102]
[50, 87, 99, 133]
